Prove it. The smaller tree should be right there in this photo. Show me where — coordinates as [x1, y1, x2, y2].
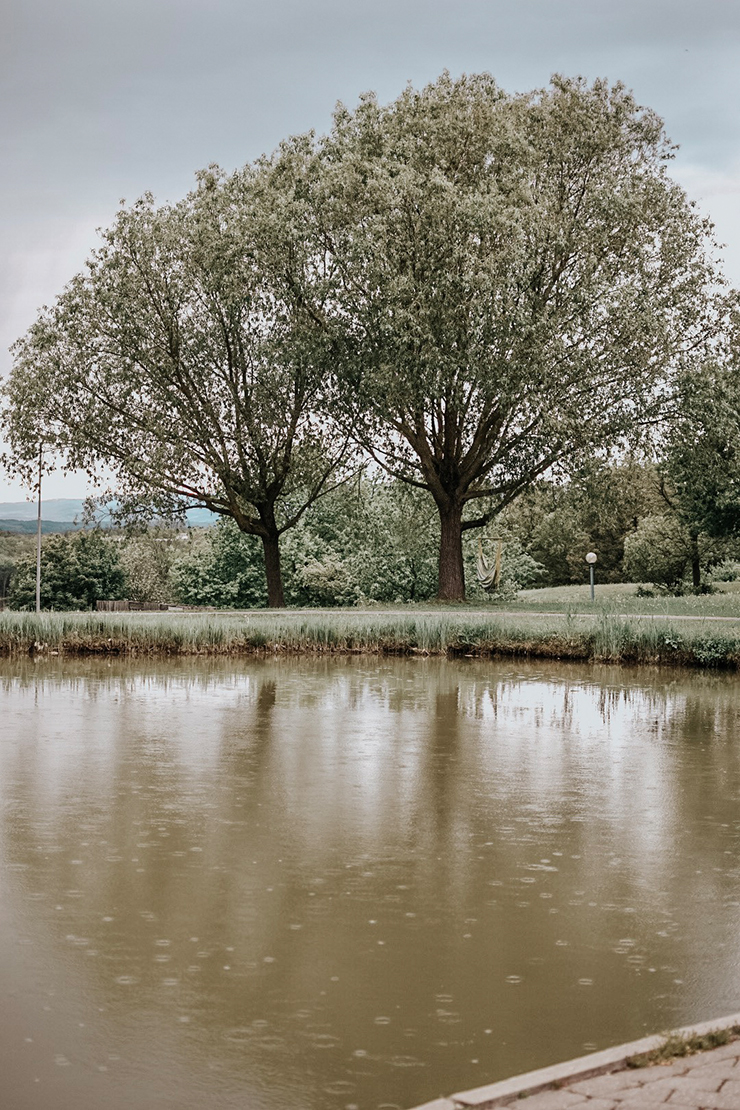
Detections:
[622, 515, 729, 592]
[4, 159, 352, 608]
[658, 357, 740, 585]
[9, 532, 126, 610]
[119, 529, 183, 603]
[623, 515, 697, 591]
[281, 476, 441, 605]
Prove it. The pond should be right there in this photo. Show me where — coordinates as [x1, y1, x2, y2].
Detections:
[1, 656, 739, 1110]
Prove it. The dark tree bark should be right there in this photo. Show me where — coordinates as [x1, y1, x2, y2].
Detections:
[690, 535, 701, 589]
[436, 500, 466, 601]
[261, 531, 285, 608]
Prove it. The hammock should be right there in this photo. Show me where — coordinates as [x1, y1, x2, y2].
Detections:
[476, 538, 502, 590]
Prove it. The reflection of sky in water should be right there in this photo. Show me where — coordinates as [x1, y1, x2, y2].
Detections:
[1, 658, 739, 1110]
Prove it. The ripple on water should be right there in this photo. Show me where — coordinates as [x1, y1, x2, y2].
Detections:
[302, 1031, 341, 1049]
[251, 1035, 285, 1051]
[322, 1080, 356, 1095]
[223, 1027, 252, 1044]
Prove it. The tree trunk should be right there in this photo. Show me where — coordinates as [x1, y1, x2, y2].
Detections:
[261, 531, 285, 608]
[437, 501, 466, 601]
[691, 536, 701, 590]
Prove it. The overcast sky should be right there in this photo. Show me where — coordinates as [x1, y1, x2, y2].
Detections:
[2, 0, 739, 500]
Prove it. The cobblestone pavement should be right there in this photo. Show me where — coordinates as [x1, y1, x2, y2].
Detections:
[503, 1042, 740, 1110]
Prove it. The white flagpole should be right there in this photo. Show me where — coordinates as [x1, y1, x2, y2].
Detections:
[36, 447, 42, 614]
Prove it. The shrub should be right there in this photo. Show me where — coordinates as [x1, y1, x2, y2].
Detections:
[9, 531, 126, 610]
[623, 516, 695, 592]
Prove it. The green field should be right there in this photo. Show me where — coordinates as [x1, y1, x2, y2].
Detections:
[512, 581, 740, 617]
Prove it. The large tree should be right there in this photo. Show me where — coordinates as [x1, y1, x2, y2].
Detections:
[3, 159, 348, 607]
[305, 72, 721, 599]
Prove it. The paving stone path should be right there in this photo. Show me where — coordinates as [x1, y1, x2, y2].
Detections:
[504, 1042, 740, 1110]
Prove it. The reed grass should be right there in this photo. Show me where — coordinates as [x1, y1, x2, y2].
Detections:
[1, 609, 739, 668]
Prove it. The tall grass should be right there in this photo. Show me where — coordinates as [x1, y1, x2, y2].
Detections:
[1, 610, 739, 669]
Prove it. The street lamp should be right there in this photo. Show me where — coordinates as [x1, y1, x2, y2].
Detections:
[585, 551, 597, 602]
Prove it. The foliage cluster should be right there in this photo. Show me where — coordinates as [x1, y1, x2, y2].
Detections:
[0, 532, 35, 600]
[502, 453, 740, 594]
[9, 532, 126, 611]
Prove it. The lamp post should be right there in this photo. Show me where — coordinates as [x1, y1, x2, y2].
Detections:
[585, 551, 597, 602]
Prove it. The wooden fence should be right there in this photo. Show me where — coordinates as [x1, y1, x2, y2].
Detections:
[96, 601, 170, 612]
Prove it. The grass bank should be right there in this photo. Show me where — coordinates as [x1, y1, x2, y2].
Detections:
[2, 608, 740, 669]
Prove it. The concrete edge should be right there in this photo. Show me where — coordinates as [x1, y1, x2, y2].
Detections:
[406, 1010, 740, 1110]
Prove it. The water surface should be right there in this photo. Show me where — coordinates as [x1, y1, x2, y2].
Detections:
[1, 656, 739, 1109]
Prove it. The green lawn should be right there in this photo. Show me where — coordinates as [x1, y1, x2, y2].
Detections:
[510, 581, 740, 618]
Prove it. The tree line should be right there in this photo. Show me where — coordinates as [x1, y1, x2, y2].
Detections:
[3, 72, 738, 605]
[5, 452, 740, 610]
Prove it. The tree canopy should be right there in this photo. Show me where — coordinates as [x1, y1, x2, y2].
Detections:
[300, 72, 721, 597]
[2, 72, 726, 603]
[4, 163, 350, 606]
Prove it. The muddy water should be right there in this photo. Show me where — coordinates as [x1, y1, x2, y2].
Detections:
[1, 657, 740, 1110]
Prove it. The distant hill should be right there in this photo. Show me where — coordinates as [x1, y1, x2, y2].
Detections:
[0, 519, 79, 534]
[0, 499, 85, 522]
[0, 500, 217, 529]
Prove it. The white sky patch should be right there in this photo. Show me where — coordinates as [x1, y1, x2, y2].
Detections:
[2, 218, 99, 365]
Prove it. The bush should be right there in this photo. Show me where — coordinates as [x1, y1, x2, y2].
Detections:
[171, 522, 267, 608]
[711, 559, 740, 582]
[9, 531, 126, 610]
[119, 531, 181, 603]
[623, 516, 695, 592]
